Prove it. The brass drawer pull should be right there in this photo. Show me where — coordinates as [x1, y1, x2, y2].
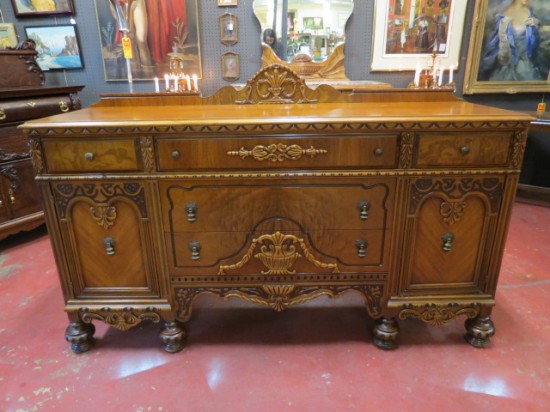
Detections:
[188, 241, 201, 261]
[460, 146, 471, 155]
[171, 150, 181, 159]
[227, 143, 328, 162]
[442, 232, 455, 252]
[374, 147, 384, 156]
[0, 108, 6, 120]
[59, 101, 70, 113]
[103, 237, 116, 256]
[84, 152, 94, 161]
[0, 199, 3, 208]
[357, 200, 370, 220]
[355, 239, 368, 258]
[8, 189, 15, 205]
[185, 202, 197, 222]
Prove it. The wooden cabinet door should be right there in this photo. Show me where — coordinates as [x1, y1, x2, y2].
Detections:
[0, 159, 42, 220]
[50, 181, 162, 299]
[399, 176, 505, 296]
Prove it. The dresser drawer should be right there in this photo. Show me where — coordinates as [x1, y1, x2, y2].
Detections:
[416, 132, 512, 167]
[43, 139, 139, 172]
[0, 95, 77, 125]
[165, 229, 390, 276]
[157, 134, 398, 171]
[159, 178, 395, 233]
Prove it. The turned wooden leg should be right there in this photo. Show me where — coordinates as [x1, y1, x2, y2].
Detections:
[160, 321, 186, 353]
[65, 321, 95, 353]
[373, 317, 399, 350]
[465, 316, 495, 348]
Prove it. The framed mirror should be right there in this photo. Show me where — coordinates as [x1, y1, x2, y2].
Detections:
[253, 0, 353, 79]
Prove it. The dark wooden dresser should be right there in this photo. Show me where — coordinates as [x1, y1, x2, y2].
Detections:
[0, 41, 83, 240]
[21, 66, 533, 353]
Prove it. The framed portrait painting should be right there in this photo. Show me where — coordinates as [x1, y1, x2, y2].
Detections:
[11, 0, 74, 17]
[0, 23, 18, 49]
[463, 0, 550, 94]
[24, 24, 84, 70]
[221, 51, 239, 81]
[371, 0, 467, 71]
[94, 0, 202, 81]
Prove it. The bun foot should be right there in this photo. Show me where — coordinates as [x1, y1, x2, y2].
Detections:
[160, 321, 186, 353]
[465, 316, 495, 348]
[373, 317, 399, 350]
[65, 321, 95, 353]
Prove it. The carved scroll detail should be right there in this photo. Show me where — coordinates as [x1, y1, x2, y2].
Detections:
[176, 285, 383, 321]
[28, 138, 44, 174]
[52, 182, 147, 218]
[218, 231, 339, 275]
[140, 136, 156, 172]
[90, 205, 117, 229]
[410, 177, 503, 214]
[227, 143, 327, 162]
[398, 303, 481, 326]
[440, 201, 466, 224]
[399, 131, 415, 169]
[79, 307, 161, 331]
[511, 129, 527, 168]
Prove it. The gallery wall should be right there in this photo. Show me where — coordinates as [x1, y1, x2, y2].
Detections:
[0, 0, 543, 113]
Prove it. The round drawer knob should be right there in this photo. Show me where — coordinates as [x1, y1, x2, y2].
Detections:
[460, 146, 471, 155]
[171, 150, 181, 159]
[84, 152, 94, 161]
[374, 148, 384, 156]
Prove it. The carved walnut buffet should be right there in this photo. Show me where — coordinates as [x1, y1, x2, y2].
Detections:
[21, 66, 532, 353]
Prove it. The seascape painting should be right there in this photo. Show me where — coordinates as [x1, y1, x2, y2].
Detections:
[24, 25, 84, 70]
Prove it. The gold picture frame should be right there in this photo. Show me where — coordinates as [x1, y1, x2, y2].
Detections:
[371, 0, 467, 71]
[221, 51, 239, 81]
[463, 0, 550, 94]
[0, 23, 18, 49]
[219, 13, 238, 46]
[217, 0, 237, 6]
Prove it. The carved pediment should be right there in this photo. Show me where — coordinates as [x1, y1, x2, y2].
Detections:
[205, 64, 346, 105]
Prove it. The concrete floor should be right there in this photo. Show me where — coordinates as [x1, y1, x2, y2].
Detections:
[1, 201, 549, 412]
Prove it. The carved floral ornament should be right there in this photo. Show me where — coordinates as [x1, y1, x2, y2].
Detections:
[79, 307, 161, 331]
[398, 303, 481, 326]
[227, 143, 328, 162]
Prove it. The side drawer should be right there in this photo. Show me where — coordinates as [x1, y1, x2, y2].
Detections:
[0, 95, 77, 125]
[415, 132, 513, 167]
[43, 139, 139, 172]
[157, 134, 399, 171]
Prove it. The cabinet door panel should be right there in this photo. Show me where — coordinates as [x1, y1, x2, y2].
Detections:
[71, 200, 147, 289]
[411, 196, 486, 285]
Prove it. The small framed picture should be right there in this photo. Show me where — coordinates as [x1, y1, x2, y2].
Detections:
[219, 13, 238, 46]
[11, 0, 74, 17]
[0, 23, 18, 49]
[221, 51, 239, 81]
[24, 25, 84, 70]
[217, 0, 237, 6]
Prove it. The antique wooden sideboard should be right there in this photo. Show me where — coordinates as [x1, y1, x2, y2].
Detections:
[0, 41, 83, 240]
[21, 66, 533, 353]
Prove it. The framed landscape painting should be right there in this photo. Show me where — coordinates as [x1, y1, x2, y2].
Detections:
[463, 0, 550, 94]
[371, 0, 467, 71]
[24, 24, 84, 70]
[11, 0, 74, 17]
[94, 0, 202, 81]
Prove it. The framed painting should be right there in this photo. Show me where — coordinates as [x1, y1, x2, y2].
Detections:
[217, 0, 237, 6]
[0, 23, 18, 49]
[94, 0, 202, 81]
[24, 24, 84, 70]
[463, 0, 550, 94]
[220, 13, 238, 46]
[371, 0, 467, 71]
[11, 0, 74, 17]
[221, 51, 239, 81]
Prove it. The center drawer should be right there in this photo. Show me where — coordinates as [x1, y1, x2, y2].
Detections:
[159, 178, 395, 233]
[156, 134, 398, 171]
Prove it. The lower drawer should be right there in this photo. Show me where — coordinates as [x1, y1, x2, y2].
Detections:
[164, 228, 391, 276]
